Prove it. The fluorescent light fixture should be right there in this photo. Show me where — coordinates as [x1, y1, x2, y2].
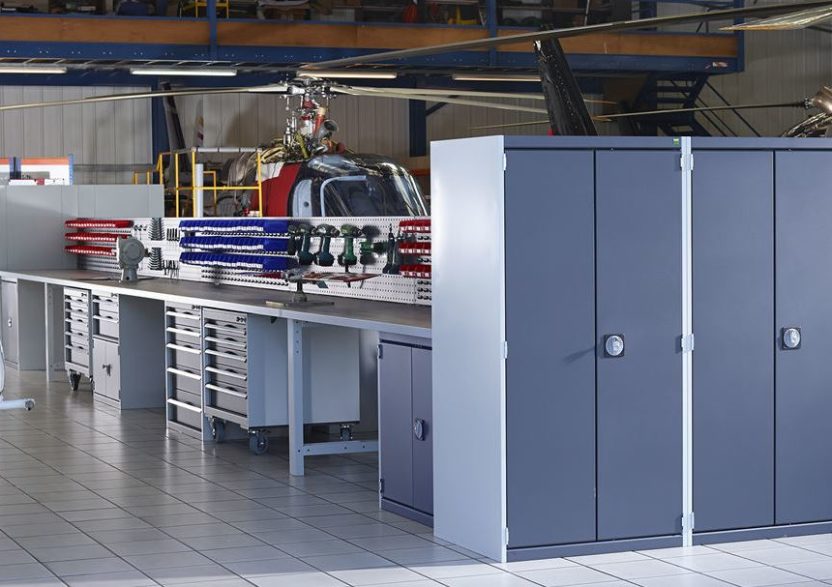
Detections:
[451, 73, 539, 82]
[297, 70, 397, 80]
[0, 64, 67, 75]
[130, 67, 237, 77]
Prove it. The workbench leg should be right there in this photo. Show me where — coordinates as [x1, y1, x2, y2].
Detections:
[44, 284, 60, 383]
[288, 319, 305, 476]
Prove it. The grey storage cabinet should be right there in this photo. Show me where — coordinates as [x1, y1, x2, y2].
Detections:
[433, 136, 832, 563]
[64, 287, 92, 391]
[378, 334, 433, 525]
[91, 290, 165, 410]
[1, 278, 46, 371]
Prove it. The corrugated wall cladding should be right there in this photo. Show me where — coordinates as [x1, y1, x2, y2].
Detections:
[0, 86, 152, 184]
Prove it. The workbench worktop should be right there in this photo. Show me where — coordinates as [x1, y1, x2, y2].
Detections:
[0, 269, 431, 338]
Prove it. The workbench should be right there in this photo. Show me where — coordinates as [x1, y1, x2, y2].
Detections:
[0, 268, 431, 476]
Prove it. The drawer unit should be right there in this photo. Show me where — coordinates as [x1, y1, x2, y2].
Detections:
[201, 308, 284, 455]
[92, 293, 120, 340]
[90, 292, 165, 411]
[165, 302, 207, 440]
[63, 287, 91, 390]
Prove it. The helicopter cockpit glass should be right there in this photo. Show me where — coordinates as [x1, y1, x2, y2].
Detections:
[301, 153, 428, 217]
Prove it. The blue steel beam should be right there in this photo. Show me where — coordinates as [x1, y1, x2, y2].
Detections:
[0, 40, 739, 74]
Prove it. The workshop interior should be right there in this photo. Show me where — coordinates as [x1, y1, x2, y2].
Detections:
[4, 1, 832, 586]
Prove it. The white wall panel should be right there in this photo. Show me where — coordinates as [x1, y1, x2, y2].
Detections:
[0, 85, 151, 184]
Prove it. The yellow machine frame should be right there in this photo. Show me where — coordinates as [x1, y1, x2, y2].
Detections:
[137, 148, 264, 218]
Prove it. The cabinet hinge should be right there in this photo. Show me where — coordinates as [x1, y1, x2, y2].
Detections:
[682, 512, 695, 532]
[681, 333, 695, 353]
[502, 341, 508, 360]
[377, 344, 383, 360]
[503, 527, 510, 546]
[681, 153, 695, 171]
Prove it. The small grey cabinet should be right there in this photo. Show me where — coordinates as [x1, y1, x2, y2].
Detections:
[90, 291, 165, 410]
[379, 335, 433, 525]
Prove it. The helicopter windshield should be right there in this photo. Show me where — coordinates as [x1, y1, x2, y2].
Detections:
[301, 154, 428, 217]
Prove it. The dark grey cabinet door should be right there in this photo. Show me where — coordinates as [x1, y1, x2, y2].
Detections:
[505, 149, 596, 548]
[379, 342, 414, 508]
[596, 149, 683, 541]
[775, 150, 832, 525]
[412, 347, 433, 515]
[692, 150, 774, 532]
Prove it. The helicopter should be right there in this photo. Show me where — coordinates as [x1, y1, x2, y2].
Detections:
[0, 0, 830, 218]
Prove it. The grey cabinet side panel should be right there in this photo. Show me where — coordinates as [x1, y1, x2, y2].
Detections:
[412, 347, 433, 515]
[379, 342, 414, 508]
[775, 150, 832, 525]
[596, 149, 683, 541]
[1, 281, 18, 366]
[505, 149, 596, 548]
[692, 150, 774, 532]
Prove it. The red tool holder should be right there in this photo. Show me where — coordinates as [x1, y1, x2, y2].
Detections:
[65, 245, 116, 257]
[399, 219, 431, 233]
[65, 232, 126, 243]
[399, 242, 432, 255]
[65, 218, 133, 229]
[400, 264, 431, 279]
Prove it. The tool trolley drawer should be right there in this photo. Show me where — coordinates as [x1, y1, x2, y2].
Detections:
[65, 316, 90, 335]
[93, 314, 119, 340]
[205, 382, 248, 417]
[165, 304, 202, 330]
[166, 326, 201, 346]
[65, 345, 89, 369]
[203, 308, 247, 328]
[204, 347, 247, 371]
[167, 343, 202, 372]
[167, 367, 202, 395]
[64, 288, 89, 303]
[168, 399, 203, 431]
[204, 364, 248, 390]
[170, 386, 202, 408]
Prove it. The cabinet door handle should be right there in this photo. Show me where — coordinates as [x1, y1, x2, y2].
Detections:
[413, 418, 426, 441]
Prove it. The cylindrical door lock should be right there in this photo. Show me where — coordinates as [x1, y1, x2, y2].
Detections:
[413, 418, 426, 441]
[604, 334, 625, 358]
[782, 327, 802, 350]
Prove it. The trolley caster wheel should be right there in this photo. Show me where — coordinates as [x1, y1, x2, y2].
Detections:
[211, 419, 226, 443]
[249, 432, 269, 455]
[68, 372, 81, 391]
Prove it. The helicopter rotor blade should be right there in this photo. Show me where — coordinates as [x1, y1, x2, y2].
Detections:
[723, 5, 832, 31]
[345, 86, 616, 105]
[332, 86, 548, 114]
[592, 101, 807, 122]
[0, 84, 289, 113]
[301, 0, 832, 71]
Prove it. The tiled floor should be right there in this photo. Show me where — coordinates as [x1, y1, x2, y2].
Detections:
[2, 371, 832, 587]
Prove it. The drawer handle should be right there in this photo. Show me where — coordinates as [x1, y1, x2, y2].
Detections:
[94, 315, 119, 324]
[167, 398, 202, 413]
[204, 336, 246, 349]
[204, 323, 246, 335]
[205, 366, 247, 381]
[206, 383, 247, 399]
[166, 327, 200, 338]
[166, 343, 201, 355]
[205, 349, 246, 362]
[167, 367, 201, 380]
[166, 311, 200, 321]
